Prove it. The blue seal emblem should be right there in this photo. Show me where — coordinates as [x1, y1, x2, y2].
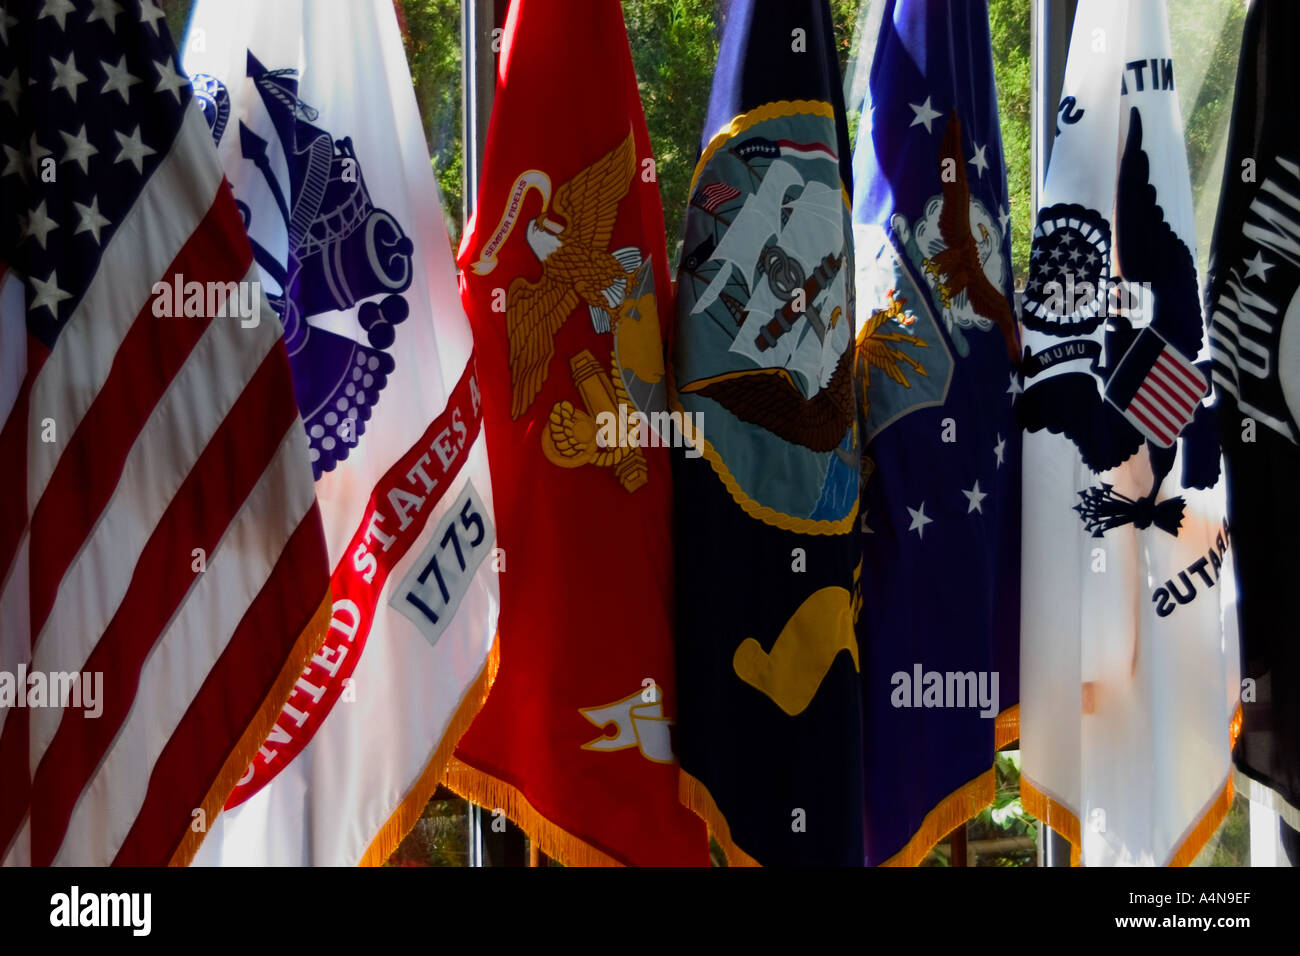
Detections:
[193, 53, 414, 478]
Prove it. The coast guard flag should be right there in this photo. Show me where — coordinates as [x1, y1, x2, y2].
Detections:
[453, 0, 706, 866]
[1019, 0, 1239, 866]
[0, 0, 331, 865]
[672, 0, 865, 865]
[852, 0, 1021, 866]
[185, 0, 500, 866]
[1206, 0, 1300, 836]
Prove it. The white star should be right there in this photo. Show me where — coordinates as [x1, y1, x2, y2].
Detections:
[999, 205, 1011, 232]
[49, 52, 88, 101]
[0, 68, 20, 113]
[27, 133, 51, 178]
[0, 10, 18, 46]
[38, 0, 76, 31]
[1, 143, 24, 179]
[138, 0, 166, 34]
[962, 481, 988, 514]
[113, 125, 155, 173]
[29, 271, 72, 316]
[909, 96, 942, 134]
[73, 196, 111, 245]
[59, 124, 98, 173]
[993, 434, 1006, 467]
[100, 55, 141, 103]
[153, 58, 188, 102]
[24, 200, 57, 249]
[1007, 372, 1022, 397]
[907, 502, 933, 539]
[86, 0, 123, 29]
[1243, 251, 1273, 282]
[968, 143, 989, 177]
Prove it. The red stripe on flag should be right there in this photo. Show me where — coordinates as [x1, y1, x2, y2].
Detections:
[112, 502, 329, 866]
[23, 193, 252, 647]
[1154, 351, 1204, 399]
[1132, 391, 1179, 437]
[0, 375, 31, 589]
[0, 703, 28, 861]
[1145, 366, 1195, 417]
[1141, 378, 1193, 424]
[25, 345, 298, 866]
[0, 336, 49, 588]
[1129, 395, 1176, 444]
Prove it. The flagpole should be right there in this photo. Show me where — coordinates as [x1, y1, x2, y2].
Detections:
[461, 0, 506, 868]
[1030, 0, 1079, 869]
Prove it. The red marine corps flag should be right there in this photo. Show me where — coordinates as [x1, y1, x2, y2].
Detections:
[453, 0, 708, 865]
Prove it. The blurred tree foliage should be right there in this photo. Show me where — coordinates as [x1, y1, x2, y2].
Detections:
[624, 1, 722, 256]
[395, 0, 464, 242]
[989, 0, 1031, 283]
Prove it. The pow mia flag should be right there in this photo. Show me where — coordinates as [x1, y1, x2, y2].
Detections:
[1206, 0, 1300, 846]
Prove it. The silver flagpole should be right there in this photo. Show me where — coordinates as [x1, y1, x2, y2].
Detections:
[1030, 0, 1078, 868]
[460, 0, 497, 869]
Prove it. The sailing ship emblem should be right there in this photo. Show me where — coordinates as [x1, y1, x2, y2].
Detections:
[674, 102, 858, 532]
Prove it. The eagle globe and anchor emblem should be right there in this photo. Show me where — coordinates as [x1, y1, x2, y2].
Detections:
[192, 53, 415, 478]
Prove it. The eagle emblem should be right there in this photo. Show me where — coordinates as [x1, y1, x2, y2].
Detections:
[471, 130, 668, 491]
[494, 131, 640, 420]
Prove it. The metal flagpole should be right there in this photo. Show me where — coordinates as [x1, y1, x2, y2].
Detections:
[460, 0, 495, 869]
[1030, 0, 1078, 868]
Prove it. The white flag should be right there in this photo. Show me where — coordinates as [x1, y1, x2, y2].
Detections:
[1018, 0, 1240, 866]
[184, 0, 500, 866]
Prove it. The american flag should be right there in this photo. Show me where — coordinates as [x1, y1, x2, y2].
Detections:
[1104, 327, 1208, 447]
[691, 181, 741, 213]
[0, 0, 330, 866]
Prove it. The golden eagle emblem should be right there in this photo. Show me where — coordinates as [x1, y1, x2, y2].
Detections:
[504, 130, 639, 419]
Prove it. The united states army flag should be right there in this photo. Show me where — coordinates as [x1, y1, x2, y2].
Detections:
[186, 0, 500, 866]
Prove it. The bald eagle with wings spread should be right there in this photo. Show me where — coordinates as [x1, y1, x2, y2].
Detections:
[505, 131, 639, 420]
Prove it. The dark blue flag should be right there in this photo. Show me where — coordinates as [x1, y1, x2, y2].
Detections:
[851, 0, 1021, 865]
[671, 0, 865, 865]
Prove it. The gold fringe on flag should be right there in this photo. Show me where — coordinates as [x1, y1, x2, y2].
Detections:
[678, 770, 761, 867]
[880, 767, 996, 867]
[1019, 772, 1082, 866]
[1020, 704, 1243, 867]
[169, 586, 333, 867]
[878, 703, 1020, 866]
[995, 703, 1020, 750]
[1167, 772, 1234, 867]
[358, 631, 501, 867]
[442, 756, 626, 867]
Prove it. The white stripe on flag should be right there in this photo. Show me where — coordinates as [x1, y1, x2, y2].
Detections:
[24, 270, 278, 769]
[25, 105, 223, 512]
[51, 424, 315, 866]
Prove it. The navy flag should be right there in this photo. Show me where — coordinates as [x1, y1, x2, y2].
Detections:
[671, 0, 864, 865]
[851, 0, 1021, 865]
[1207, 0, 1300, 841]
